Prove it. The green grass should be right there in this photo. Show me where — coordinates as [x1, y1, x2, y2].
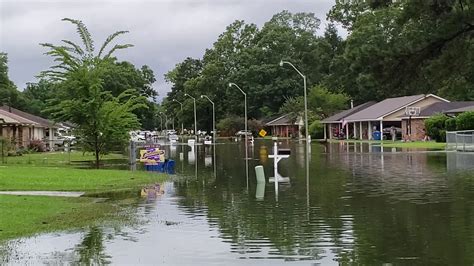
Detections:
[0, 165, 166, 243]
[327, 139, 446, 149]
[0, 166, 166, 194]
[0, 195, 123, 242]
[1, 151, 126, 166]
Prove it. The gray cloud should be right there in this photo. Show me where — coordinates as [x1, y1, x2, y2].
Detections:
[0, 0, 338, 101]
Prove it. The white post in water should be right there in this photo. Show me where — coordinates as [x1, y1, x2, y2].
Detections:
[268, 138, 291, 196]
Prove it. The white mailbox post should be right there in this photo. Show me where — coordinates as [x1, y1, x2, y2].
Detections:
[268, 139, 291, 195]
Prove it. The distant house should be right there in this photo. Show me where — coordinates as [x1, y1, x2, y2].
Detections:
[339, 94, 449, 140]
[0, 106, 58, 148]
[321, 101, 376, 140]
[265, 114, 303, 138]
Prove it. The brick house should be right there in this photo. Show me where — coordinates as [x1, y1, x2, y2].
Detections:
[399, 101, 474, 141]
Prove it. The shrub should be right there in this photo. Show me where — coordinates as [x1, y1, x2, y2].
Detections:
[248, 119, 265, 133]
[445, 117, 457, 131]
[425, 113, 448, 142]
[456, 111, 474, 130]
[216, 116, 244, 137]
[27, 139, 47, 152]
[309, 120, 324, 139]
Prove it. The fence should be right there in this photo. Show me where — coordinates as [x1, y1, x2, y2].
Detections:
[446, 130, 474, 152]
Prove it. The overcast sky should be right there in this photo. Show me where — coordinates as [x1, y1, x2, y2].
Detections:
[0, 0, 337, 101]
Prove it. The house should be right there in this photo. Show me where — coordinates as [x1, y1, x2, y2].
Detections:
[265, 114, 303, 138]
[398, 101, 474, 140]
[321, 101, 376, 140]
[342, 94, 449, 140]
[0, 106, 58, 148]
[443, 104, 474, 115]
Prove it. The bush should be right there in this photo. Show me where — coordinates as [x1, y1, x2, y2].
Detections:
[425, 113, 448, 142]
[216, 116, 244, 137]
[309, 120, 324, 139]
[456, 111, 474, 130]
[27, 139, 47, 152]
[445, 117, 457, 131]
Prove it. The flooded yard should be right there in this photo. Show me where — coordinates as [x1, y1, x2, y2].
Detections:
[2, 140, 474, 265]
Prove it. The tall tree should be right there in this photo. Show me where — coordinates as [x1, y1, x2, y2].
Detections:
[0, 53, 27, 109]
[41, 18, 145, 168]
[327, 0, 474, 103]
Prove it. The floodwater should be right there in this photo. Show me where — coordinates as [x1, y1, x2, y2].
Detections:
[2, 140, 474, 265]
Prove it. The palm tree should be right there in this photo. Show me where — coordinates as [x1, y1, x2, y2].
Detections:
[40, 18, 143, 169]
[40, 18, 133, 81]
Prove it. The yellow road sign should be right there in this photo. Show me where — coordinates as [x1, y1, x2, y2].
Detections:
[259, 129, 267, 137]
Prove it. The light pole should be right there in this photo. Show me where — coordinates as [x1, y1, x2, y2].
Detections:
[280, 60, 310, 207]
[228, 83, 247, 143]
[280, 60, 309, 143]
[184, 93, 197, 138]
[200, 95, 215, 144]
[172, 99, 184, 135]
[228, 82, 249, 189]
[159, 112, 168, 131]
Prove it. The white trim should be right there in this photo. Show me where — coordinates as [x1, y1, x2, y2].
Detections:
[320, 121, 342, 124]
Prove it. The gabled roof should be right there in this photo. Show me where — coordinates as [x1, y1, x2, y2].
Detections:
[0, 109, 38, 125]
[321, 101, 376, 123]
[445, 105, 474, 114]
[266, 114, 300, 126]
[415, 102, 474, 117]
[0, 106, 56, 128]
[344, 94, 448, 122]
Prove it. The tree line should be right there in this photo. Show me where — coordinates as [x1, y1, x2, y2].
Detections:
[0, 0, 472, 161]
[162, 0, 473, 134]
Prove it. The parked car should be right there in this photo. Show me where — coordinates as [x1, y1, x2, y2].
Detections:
[235, 130, 252, 137]
[165, 130, 177, 135]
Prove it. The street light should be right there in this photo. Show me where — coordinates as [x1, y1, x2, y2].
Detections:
[280, 60, 310, 204]
[200, 95, 215, 144]
[228, 82, 249, 189]
[184, 93, 197, 138]
[172, 99, 184, 135]
[279, 60, 309, 143]
[228, 83, 247, 142]
[159, 112, 168, 130]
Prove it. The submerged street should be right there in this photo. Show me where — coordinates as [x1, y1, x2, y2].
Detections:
[2, 140, 474, 265]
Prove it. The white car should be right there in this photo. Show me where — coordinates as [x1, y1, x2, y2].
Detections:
[165, 130, 177, 135]
[235, 130, 252, 136]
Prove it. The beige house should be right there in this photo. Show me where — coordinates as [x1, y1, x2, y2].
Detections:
[339, 94, 449, 140]
[0, 106, 57, 148]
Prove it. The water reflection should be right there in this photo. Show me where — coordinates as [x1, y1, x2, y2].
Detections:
[3, 141, 474, 265]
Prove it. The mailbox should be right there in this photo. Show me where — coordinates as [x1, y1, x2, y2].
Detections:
[278, 149, 291, 155]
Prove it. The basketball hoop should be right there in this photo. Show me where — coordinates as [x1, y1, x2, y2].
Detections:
[405, 106, 420, 117]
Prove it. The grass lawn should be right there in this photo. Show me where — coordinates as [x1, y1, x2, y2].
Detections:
[327, 139, 446, 149]
[0, 195, 124, 242]
[0, 166, 166, 194]
[0, 165, 166, 243]
[1, 151, 126, 166]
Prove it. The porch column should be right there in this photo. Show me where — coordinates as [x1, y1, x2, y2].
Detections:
[359, 121, 363, 140]
[324, 124, 327, 140]
[354, 122, 357, 139]
[368, 121, 373, 140]
[49, 127, 54, 151]
[379, 120, 383, 139]
[329, 124, 333, 140]
[345, 123, 349, 140]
